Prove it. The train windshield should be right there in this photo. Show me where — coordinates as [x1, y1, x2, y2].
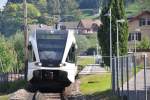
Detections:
[36, 30, 67, 67]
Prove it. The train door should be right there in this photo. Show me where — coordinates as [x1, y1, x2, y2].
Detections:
[65, 44, 77, 82]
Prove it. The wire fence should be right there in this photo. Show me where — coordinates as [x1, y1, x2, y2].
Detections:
[112, 53, 150, 100]
[0, 65, 25, 93]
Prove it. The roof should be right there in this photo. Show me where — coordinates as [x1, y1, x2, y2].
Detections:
[78, 19, 102, 28]
[128, 10, 150, 22]
[28, 24, 53, 31]
[59, 21, 79, 29]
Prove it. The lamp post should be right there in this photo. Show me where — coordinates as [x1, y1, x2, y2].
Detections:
[116, 19, 125, 94]
[23, 0, 28, 80]
[104, 8, 112, 70]
[116, 19, 125, 59]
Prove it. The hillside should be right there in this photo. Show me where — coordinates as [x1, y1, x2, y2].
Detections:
[126, 0, 150, 16]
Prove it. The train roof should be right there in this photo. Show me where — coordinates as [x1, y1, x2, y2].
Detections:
[36, 29, 68, 35]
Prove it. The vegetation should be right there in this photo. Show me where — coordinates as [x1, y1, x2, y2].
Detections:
[98, 0, 128, 66]
[137, 37, 150, 49]
[0, 35, 17, 72]
[77, 56, 95, 67]
[0, 33, 24, 72]
[75, 34, 97, 55]
[0, 95, 9, 100]
[0, 3, 41, 36]
[126, 0, 150, 16]
[80, 73, 111, 94]
[0, 80, 26, 93]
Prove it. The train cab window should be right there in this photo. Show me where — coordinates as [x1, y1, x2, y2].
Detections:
[28, 43, 36, 62]
[66, 45, 76, 63]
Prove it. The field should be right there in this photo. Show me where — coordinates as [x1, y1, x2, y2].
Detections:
[79, 9, 99, 19]
[77, 56, 95, 67]
[0, 95, 9, 100]
[80, 73, 119, 100]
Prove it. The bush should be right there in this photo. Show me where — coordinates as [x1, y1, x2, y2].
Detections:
[137, 37, 150, 49]
[0, 35, 18, 72]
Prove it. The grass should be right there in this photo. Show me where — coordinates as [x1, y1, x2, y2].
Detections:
[79, 9, 98, 19]
[0, 95, 9, 100]
[80, 73, 111, 94]
[0, 80, 26, 100]
[0, 80, 26, 93]
[79, 73, 120, 100]
[77, 56, 95, 67]
[126, 0, 150, 16]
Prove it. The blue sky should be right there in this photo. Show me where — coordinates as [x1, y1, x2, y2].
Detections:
[0, 0, 8, 9]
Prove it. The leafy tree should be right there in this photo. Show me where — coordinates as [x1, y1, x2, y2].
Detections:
[0, 35, 18, 72]
[60, 0, 79, 15]
[47, 0, 60, 15]
[0, 3, 41, 36]
[75, 34, 97, 55]
[98, 0, 128, 66]
[36, 0, 47, 13]
[137, 37, 150, 49]
[9, 31, 24, 70]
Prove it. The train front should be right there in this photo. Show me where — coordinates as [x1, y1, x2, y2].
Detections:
[27, 29, 77, 90]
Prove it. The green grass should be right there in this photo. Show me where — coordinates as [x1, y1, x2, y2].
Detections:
[0, 95, 9, 100]
[77, 56, 95, 67]
[126, 0, 150, 16]
[80, 73, 111, 94]
[79, 73, 120, 100]
[0, 80, 26, 93]
[79, 9, 98, 19]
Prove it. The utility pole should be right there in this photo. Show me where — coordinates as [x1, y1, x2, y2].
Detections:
[23, 0, 28, 80]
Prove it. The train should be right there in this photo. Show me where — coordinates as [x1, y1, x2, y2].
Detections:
[26, 29, 78, 91]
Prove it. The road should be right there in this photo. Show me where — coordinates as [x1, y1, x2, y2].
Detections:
[122, 69, 150, 100]
[79, 64, 108, 75]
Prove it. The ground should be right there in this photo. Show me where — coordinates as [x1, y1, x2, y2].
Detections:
[79, 73, 120, 100]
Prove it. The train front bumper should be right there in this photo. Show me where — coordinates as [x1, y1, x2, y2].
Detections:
[27, 63, 77, 83]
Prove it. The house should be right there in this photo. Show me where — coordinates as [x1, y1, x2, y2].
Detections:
[58, 21, 79, 34]
[77, 19, 102, 34]
[128, 11, 150, 51]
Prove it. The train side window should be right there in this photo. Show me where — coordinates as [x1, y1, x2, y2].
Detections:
[28, 43, 36, 62]
[66, 45, 76, 63]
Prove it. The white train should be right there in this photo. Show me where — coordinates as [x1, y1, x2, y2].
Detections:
[26, 29, 78, 91]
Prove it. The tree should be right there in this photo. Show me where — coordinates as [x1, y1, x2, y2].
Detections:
[47, 0, 60, 15]
[98, 0, 128, 66]
[0, 3, 41, 36]
[0, 35, 18, 72]
[60, 0, 78, 15]
[9, 31, 24, 70]
[137, 37, 150, 49]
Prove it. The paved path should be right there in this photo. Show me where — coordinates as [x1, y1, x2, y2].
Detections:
[79, 64, 108, 75]
[122, 69, 150, 100]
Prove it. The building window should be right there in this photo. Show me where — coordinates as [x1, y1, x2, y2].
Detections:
[147, 19, 150, 25]
[139, 18, 146, 26]
[128, 32, 141, 41]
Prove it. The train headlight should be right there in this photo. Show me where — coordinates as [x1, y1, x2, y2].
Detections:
[59, 63, 66, 67]
[35, 62, 42, 66]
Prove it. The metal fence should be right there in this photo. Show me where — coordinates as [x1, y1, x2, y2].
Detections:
[0, 69, 25, 92]
[112, 53, 150, 100]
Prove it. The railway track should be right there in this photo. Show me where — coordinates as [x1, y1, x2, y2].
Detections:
[27, 91, 64, 100]
[10, 80, 81, 100]
[10, 89, 66, 100]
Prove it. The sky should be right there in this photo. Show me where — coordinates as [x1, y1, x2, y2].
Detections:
[0, 0, 8, 9]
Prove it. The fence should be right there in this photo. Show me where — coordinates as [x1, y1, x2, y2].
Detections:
[0, 69, 25, 93]
[112, 53, 150, 100]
